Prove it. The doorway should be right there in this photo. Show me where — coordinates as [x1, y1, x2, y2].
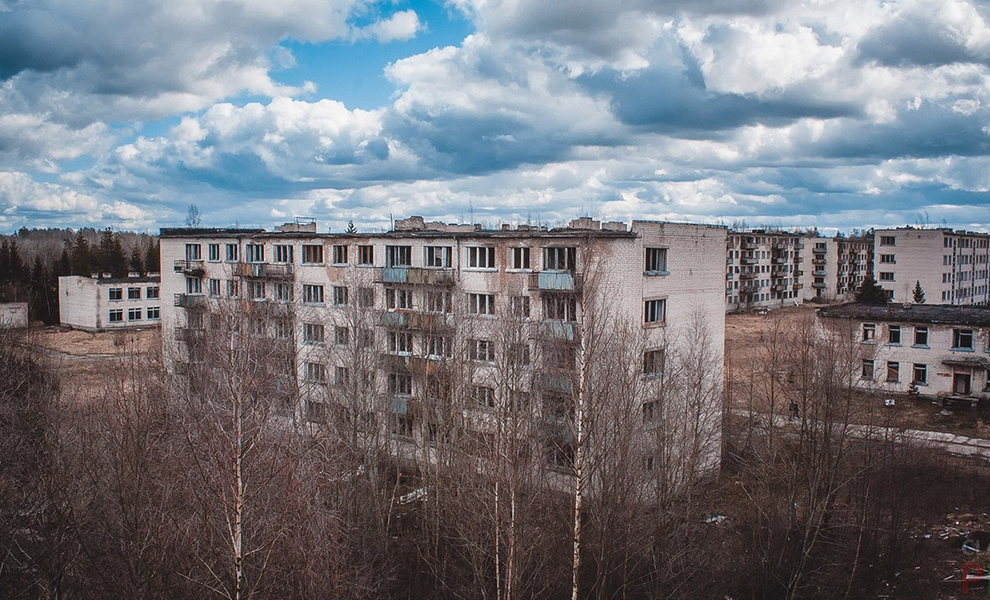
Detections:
[954, 372, 972, 395]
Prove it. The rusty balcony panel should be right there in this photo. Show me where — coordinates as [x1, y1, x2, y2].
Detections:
[528, 271, 583, 292]
[381, 312, 410, 328]
[173, 259, 205, 276]
[537, 320, 579, 342]
[175, 327, 205, 342]
[235, 262, 294, 280]
[174, 293, 207, 309]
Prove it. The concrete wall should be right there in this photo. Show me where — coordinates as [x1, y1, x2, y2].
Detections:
[0, 302, 28, 328]
[59, 275, 161, 331]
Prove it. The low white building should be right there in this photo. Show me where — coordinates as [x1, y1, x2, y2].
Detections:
[818, 303, 990, 403]
[59, 274, 161, 331]
[0, 302, 28, 328]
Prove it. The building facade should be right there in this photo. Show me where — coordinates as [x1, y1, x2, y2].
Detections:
[819, 303, 990, 403]
[160, 217, 727, 475]
[0, 302, 28, 328]
[873, 227, 990, 305]
[58, 274, 161, 331]
[725, 231, 807, 311]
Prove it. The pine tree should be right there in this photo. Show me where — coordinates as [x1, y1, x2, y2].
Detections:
[57, 246, 71, 277]
[912, 280, 926, 304]
[855, 275, 889, 305]
[345, 220, 357, 234]
[70, 232, 92, 276]
[0, 240, 10, 283]
[110, 234, 127, 277]
[30, 257, 49, 324]
[145, 239, 160, 273]
[8, 240, 26, 283]
[130, 244, 145, 275]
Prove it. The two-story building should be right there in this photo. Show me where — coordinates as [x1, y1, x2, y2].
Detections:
[58, 274, 161, 331]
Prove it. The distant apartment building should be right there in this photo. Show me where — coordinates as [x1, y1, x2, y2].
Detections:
[835, 234, 874, 298]
[159, 217, 727, 475]
[725, 231, 807, 311]
[58, 274, 161, 331]
[802, 236, 840, 303]
[819, 303, 990, 403]
[873, 227, 990, 305]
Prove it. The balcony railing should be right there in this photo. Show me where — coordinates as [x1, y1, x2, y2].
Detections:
[529, 271, 582, 292]
[173, 260, 205, 275]
[175, 327, 204, 342]
[538, 321, 579, 342]
[380, 267, 456, 286]
[235, 262, 294, 280]
[174, 293, 206, 309]
[812, 282, 827, 289]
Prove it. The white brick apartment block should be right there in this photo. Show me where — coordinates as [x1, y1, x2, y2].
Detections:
[819, 303, 990, 403]
[159, 217, 727, 476]
[873, 227, 990, 306]
[58, 274, 162, 331]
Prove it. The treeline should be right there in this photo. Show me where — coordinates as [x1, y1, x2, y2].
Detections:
[0, 229, 159, 325]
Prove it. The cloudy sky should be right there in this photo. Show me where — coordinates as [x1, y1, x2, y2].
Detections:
[2, 0, 990, 233]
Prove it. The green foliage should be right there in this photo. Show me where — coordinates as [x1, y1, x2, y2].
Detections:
[855, 275, 889, 305]
[912, 280, 926, 304]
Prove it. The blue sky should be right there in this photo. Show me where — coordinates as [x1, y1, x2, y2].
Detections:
[1, 0, 990, 234]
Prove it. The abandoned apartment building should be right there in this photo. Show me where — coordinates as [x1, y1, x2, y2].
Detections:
[818, 303, 990, 404]
[159, 217, 727, 472]
[58, 273, 162, 331]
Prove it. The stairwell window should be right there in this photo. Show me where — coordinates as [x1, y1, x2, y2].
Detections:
[644, 299, 666, 325]
[643, 349, 665, 377]
[645, 248, 668, 274]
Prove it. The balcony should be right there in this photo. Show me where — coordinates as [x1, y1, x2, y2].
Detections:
[813, 269, 827, 276]
[792, 283, 804, 290]
[529, 271, 582, 292]
[173, 259, 205, 276]
[175, 327, 204, 342]
[812, 282, 827, 289]
[381, 266, 456, 286]
[174, 293, 206, 309]
[381, 312, 410, 328]
[741, 242, 758, 250]
[812, 258, 826, 266]
[408, 312, 453, 331]
[741, 257, 759, 265]
[772, 256, 786, 264]
[794, 242, 805, 250]
[235, 262, 293, 280]
[740, 271, 758, 280]
[813, 247, 826, 255]
[772, 284, 786, 292]
[538, 321, 579, 342]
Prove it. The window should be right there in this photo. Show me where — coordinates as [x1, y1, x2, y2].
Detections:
[333, 286, 348, 307]
[302, 244, 324, 264]
[888, 325, 901, 345]
[334, 366, 350, 387]
[880, 235, 896, 246]
[643, 401, 658, 423]
[879, 272, 894, 281]
[508, 343, 531, 367]
[386, 245, 412, 267]
[510, 295, 531, 318]
[332, 244, 348, 265]
[147, 307, 160, 320]
[426, 290, 451, 313]
[146, 287, 159, 299]
[645, 248, 668, 273]
[861, 359, 874, 379]
[335, 326, 350, 346]
[303, 323, 324, 344]
[224, 243, 239, 262]
[643, 349, 665, 376]
[227, 280, 240, 297]
[209, 278, 221, 296]
[388, 331, 413, 354]
[272, 245, 291, 264]
[388, 371, 413, 395]
[544, 247, 575, 271]
[358, 245, 374, 265]
[126, 287, 141, 300]
[468, 339, 495, 362]
[468, 246, 496, 269]
[467, 293, 495, 315]
[544, 295, 577, 321]
[914, 326, 929, 346]
[913, 363, 928, 385]
[274, 282, 292, 302]
[386, 287, 413, 310]
[392, 414, 414, 438]
[186, 277, 202, 294]
[128, 308, 142, 321]
[244, 244, 263, 263]
[358, 328, 374, 348]
[208, 244, 220, 261]
[358, 287, 375, 309]
[862, 323, 875, 342]
[424, 246, 452, 268]
[879, 254, 895, 264]
[109, 287, 123, 301]
[547, 440, 575, 470]
[644, 299, 666, 325]
[953, 328, 974, 350]
[306, 362, 326, 385]
[474, 386, 496, 409]
[109, 309, 123, 323]
[886, 361, 899, 382]
[426, 335, 452, 358]
[511, 247, 531, 270]
[248, 281, 265, 300]
[303, 284, 324, 304]
[185, 243, 202, 261]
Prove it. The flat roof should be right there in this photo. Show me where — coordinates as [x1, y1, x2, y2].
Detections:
[59, 275, 160, 285]
[819, 303, 990, 327]
[159, 227, 638, 241]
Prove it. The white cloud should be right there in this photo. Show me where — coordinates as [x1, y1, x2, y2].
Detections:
[353, 10, 423, 43]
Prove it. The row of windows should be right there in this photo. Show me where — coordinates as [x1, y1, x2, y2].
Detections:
[108, 307, 160, 322]
[188, 242, 669, 273]
[862, 322, 980, 350]
[108, 286, 159, 301]
[861, 360, 928, 385]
